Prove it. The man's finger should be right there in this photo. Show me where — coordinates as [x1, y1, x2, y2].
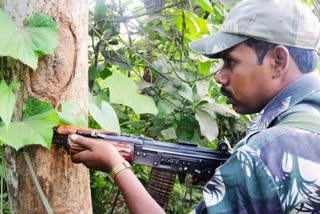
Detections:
[70, 134, 94, 149]
[71, 150, 90, 163]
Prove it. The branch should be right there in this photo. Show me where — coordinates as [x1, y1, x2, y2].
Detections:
[101, 0, 187, 23]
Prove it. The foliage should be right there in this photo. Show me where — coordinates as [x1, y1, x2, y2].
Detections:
[0, 10, 58, 70]
[0, 10, 60, 151]
[89, 95, 121, 132]
[0, 12, 59, 213]
[0, 80, 59, 150]
[0, 100, 59, 150]
[2, 0, 318, 213]
[88, 0, 247, 213]
[58, 100, 87, 127]
[89, 0, 245, 145]
[0, 80, 18, 127]
[99, 72, 158, 115]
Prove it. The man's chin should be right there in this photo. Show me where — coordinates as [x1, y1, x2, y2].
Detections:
[226, 99, 256, 114]
[226, 97, 234, 105]
[232, 104, 259, 115]
[230, 102, 248, 114]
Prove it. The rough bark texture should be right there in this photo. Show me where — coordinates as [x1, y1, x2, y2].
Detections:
[2, 0, 92, 213]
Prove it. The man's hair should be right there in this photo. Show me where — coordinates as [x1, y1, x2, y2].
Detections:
[244, 38, 318, 73]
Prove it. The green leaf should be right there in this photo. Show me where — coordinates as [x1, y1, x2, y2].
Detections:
[157, 100, 175, 118]
[58, 100, 86, 127]
[0, 80, 16, 126]
[0, 109, 59, 150]
[100, 72, 158, 115]
[177, 82, 194, 102]
[176, 117, 198, 141]
[103, 50, 131, 71]
[200, 101, 239, 118]
[24, 109, 60, 144]
[196, 80, 209, 98]
[192, 0, 214, 14]
[94, 0, 107, 21]
[23, 98, 54, 119]
[89, 97, 120, 133]
[161, 127, 177, 140]
[173, 11, 209, 40]
[0, 10, 58, 70]
[195, 110, 218, 141]
[197, 60, 212, 75]
[152, 56, 170, 74]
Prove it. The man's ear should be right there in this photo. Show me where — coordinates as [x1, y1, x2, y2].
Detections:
[272, 45, 290, 78]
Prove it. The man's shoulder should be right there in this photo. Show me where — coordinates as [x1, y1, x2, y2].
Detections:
[245, 125, 319, 152]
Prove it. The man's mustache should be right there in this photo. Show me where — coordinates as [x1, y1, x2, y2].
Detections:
[220, 87, 233, 98]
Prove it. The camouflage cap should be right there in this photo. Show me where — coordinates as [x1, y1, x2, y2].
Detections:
[189, 0, 320, 58]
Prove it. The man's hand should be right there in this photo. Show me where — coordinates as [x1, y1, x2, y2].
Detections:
[69, 134, 166, 213]
[70, 134, 125, 172]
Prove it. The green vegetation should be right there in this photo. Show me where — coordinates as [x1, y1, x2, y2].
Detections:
[0, 0, 318, 213]
[88, 0, 245, 213]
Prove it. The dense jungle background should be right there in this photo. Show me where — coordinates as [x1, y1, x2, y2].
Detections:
[87, 0, 319, 213]
[0, 0, 318, 213]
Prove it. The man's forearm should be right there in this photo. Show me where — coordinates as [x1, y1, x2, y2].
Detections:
[115, 169, 165, 214]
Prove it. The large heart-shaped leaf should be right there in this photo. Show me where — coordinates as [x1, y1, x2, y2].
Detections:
[100, 72, 158, 115]
[0, 10, 58, 70]
[196, 79, 209, 98]
[89, 97, 120, 133]
[157, 100, 175, 118]
[0, 80, 16, 127]
[177, 82, 194, 102]
[161, 127, 177, 140]
[0, 109, 59, 150]
[200, 102, 239, 118]
[172, 11, 209, 40]
[195, 110, 219, 141]
[58, 100, 86, 128]
[192, 0, 214, 14]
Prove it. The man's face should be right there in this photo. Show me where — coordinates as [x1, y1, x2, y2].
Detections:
[215, 43, 275, 114]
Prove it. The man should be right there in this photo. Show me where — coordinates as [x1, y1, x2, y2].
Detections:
[71, 0, 320, 213]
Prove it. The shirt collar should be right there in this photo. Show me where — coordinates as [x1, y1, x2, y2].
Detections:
[246, 71, 320, 134]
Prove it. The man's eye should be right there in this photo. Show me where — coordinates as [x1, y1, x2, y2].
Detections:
[224, 58, 236, 67]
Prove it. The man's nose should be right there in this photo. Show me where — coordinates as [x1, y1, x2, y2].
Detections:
[214, 69, 229, 85]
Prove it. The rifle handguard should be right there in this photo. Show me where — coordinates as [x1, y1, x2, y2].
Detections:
[54, 125, 135, 162]
[67, 137, 134, 161]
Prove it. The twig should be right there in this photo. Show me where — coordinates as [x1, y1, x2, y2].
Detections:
[99, 0, 187, 23]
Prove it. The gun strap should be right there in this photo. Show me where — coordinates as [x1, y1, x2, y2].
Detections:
[277, 112, 320, 134]
[146, 168, 176, 209]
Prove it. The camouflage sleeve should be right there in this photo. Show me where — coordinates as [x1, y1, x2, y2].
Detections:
[192, 144, 283, 213]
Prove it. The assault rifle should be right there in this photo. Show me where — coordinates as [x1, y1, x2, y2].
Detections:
[53, 125, 231, 207]
[53, 125, 231, 184]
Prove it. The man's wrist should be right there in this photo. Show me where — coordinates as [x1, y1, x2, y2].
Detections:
[109, 160, 132, 183]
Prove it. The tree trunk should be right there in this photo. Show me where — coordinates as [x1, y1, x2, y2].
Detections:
[2, 0, 92, 213]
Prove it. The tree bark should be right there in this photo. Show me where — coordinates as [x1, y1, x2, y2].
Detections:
[2, 0, 92, 213]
